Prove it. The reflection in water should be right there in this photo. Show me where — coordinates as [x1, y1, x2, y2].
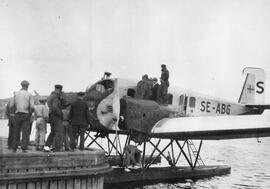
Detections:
[1, 119, 270, 188]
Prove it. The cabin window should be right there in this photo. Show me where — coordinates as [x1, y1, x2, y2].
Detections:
[179, 95, 184, 105]
[167, 94, 173, 105]
[127, 88, 135, 98]
[184, 97, 188, 111]
[189, 97, 196, 108]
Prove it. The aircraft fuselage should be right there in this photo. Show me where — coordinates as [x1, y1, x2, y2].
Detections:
[84, 77, 264, 140]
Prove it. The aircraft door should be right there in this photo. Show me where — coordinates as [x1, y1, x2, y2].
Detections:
[179, 94, 187, 116]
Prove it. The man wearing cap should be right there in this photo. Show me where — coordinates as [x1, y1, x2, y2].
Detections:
[161, 64, 170, 90]
[10, 80, 34, 152]
[34, 98, 49, 151]
[69, 92, 90, 151]
[45, 84, 65, 152]
[160, 64, 170, 103]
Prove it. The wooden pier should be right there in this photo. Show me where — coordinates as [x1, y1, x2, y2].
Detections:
[0, 138, 111, 189]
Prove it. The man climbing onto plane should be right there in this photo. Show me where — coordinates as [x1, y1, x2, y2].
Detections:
[160, 64, 170, 94]
[10, 80, 34, 152]
[158, 64, 170, 104]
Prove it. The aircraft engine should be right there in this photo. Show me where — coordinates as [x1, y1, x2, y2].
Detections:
[119, 96, 175, 135]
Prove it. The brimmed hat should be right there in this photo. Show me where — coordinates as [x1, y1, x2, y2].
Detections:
[21, 80, 30, 87]
[161, 64, 166, 68]
[142, 74, 148, 79]
[54, 84, 63, 89]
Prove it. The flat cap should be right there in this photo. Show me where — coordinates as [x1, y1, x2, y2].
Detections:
[77, 92, 85, 96]
[54, 84, 63, 89]
[21, 80, 30, 86]
[142, 74, 148, 79]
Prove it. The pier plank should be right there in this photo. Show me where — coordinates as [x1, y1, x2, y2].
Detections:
[17, 183, 27, 189]
[35, 182, 41, 189]
[27, 182, 36, 189]
[50, 181, 58, 189]
[74, 178, 80, 189]
[58, 180, 66, 189]
[66, 179, 73, 189]
[41, 180, 49, 189]
[0, 184, 5, 189]
[80, 178, 87, 189]
[87, 177, 93, 188]
[7, 184, 17, 189]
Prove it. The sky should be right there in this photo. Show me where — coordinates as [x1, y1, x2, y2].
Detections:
[1, 0, 270, 103]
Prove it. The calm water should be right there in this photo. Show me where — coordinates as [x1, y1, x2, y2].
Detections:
[1, 119, 270, 188]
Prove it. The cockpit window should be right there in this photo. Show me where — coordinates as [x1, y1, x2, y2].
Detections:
[96, 84, 106, 93]
[84, 79, 114, 102]
[86, 79, 114, 94]
[189, 97, 196, 108]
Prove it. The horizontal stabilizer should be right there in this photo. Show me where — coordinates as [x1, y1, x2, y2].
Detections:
[151, 115, 270, 140]
[245, 104, 270, 109]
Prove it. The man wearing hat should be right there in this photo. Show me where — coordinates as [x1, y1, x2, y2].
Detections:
[34, 98, 49, 151]
[45, 84, 65, 152]
[69, 92, 90, 151]
[136, 74, 152, 99]
[160, 64, 170, 103]
[161, 64, 170, 89]
[9, 80, 34, 152]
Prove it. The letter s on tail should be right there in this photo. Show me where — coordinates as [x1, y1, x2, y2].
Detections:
[238, 67, 265, 104]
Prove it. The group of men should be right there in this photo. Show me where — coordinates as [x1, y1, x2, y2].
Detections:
[6, 81, 90, 153]
[136, 64, 170, 104]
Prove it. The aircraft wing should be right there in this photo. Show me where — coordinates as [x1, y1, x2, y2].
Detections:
[150, 115, 270, 140]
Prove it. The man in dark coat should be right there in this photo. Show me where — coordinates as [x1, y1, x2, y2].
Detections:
[69, 92, 90, 151]
[45, 84, 65, 152]
[5, 100, 16, 149]
[158, 64, 170, 104]
[160, 64, 170, 93]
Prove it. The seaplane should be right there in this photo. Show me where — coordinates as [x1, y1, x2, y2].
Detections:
[2, 67, 270, 184]
[79, 67, 270, 184]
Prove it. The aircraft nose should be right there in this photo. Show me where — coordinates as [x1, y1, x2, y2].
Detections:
[96, 98, 119, 130]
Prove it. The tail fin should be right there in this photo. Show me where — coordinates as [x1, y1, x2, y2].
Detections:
[238, 67, 265, 104]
